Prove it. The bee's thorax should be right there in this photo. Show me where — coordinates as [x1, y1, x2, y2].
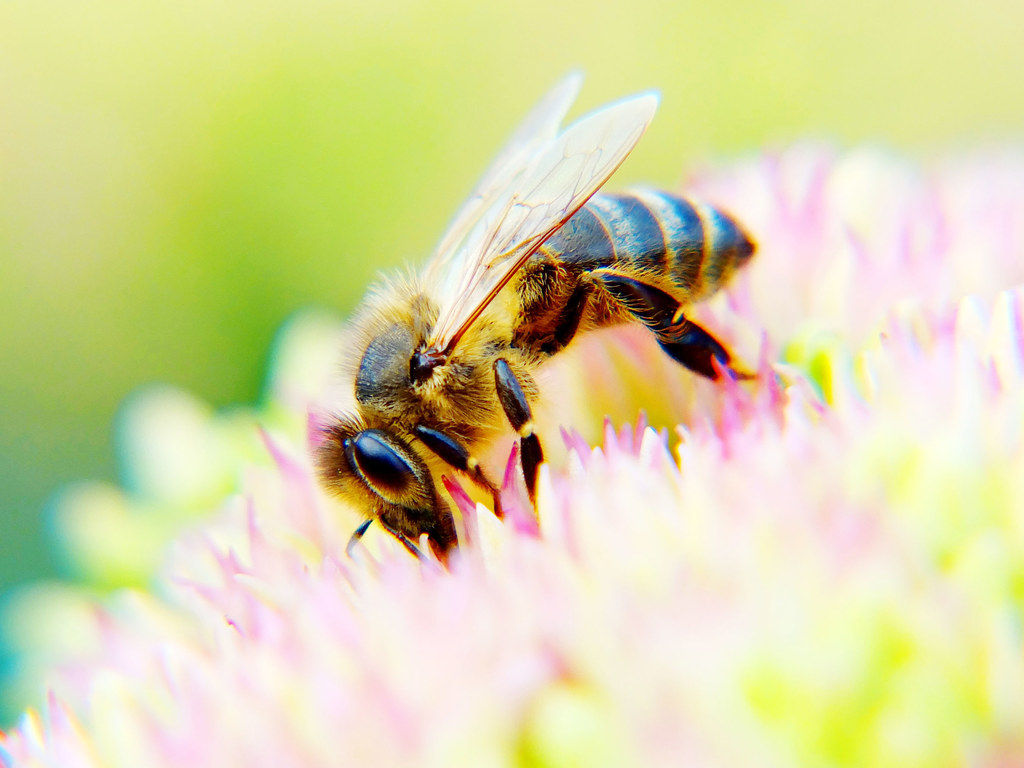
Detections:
[409, 346, 445, 385]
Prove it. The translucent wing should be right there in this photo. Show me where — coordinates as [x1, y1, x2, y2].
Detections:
[427, 88, 659, 354]
[425, 73, 583, 286]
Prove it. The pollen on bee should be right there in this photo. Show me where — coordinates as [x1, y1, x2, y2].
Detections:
[519, 421, 535, 439]
[467, 457, 480, 472]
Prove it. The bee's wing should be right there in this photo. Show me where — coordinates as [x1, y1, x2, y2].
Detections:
[426, 73, 583, 284]
[427, 89, 659, 353]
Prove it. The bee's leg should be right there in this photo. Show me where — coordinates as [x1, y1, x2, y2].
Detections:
[379, 521, 426, 559]
[412, 425, 504, 517]
[493, 358, 543, 502]
[394, 531, 424, 559]
[345, 518, 374, 559]
[595, 272, 738, 380]
[346, 516, 427, 560]
[541, 279, 590, 355]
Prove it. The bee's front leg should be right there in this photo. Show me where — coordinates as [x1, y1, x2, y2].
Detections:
[345, 516, 428, 561]
[493, 358, 543, 503]
[412, 425, 504, 517]
[377, 515, 428, 560]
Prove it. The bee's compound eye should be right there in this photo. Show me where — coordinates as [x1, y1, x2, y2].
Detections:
[348, 430, 416, 497]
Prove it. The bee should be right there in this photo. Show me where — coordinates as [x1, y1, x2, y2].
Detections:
[317, 74, 754, 561]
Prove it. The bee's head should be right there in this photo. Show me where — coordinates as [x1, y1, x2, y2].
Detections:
[316, 417, 456, 556]
[318, 418, 433, 511]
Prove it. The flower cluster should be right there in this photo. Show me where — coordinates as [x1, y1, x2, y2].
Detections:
[3, 146, 1024, 767]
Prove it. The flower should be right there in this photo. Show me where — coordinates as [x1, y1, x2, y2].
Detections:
[3, 146, 1024, 767]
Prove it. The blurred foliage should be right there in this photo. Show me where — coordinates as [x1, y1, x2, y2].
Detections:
[1, 0, 1022, 593]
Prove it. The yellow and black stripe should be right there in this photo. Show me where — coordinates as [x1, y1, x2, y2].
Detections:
[542, 191, 754, 303]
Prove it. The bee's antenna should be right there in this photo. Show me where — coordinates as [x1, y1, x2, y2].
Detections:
[346, 518, 374, 559]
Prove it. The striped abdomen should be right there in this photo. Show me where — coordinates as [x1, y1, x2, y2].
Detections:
[542, 190, 755, 303]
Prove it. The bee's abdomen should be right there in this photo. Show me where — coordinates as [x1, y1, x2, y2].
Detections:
[544, 191, 754, 302]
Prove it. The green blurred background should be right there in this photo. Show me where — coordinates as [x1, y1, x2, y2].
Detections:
[1, 0, 1022, 594]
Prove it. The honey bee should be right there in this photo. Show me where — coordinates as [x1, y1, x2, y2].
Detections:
[317, 74, 754, 561]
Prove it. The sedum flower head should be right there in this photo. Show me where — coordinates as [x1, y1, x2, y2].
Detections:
[3, 146, 1024, 767]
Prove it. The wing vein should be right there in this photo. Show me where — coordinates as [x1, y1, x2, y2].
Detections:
[424, 78, 659, 355]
